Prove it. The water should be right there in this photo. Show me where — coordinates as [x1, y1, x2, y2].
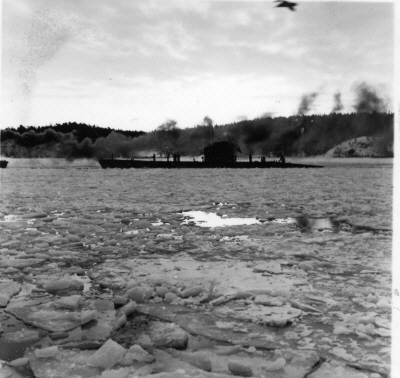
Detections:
[0, 158, 393, 375]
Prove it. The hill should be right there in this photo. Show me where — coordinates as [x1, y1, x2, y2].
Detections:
[324, 136, 393, 158]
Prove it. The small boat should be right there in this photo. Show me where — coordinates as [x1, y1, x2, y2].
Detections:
[0, 160, 8, 168]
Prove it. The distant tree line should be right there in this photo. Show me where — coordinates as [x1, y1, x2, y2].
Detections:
[176, 112, 393, 157]
[0, 112, 394, 159]
[1, 122, 145, 146]
[216, 111, 394, 156]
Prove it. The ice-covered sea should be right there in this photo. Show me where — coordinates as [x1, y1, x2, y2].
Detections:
[0, 158, 393, 378]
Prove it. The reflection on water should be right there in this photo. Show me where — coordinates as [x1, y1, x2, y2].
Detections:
[296, 216, 339, 232]
[269, 216, 339, 232]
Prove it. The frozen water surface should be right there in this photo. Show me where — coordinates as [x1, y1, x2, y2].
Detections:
[0, 159, 392, 377]
[182, 211, 345, 232]
[182, 211, 261, 227]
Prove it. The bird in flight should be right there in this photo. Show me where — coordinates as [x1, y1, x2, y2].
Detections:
[275, 0, 298, 11]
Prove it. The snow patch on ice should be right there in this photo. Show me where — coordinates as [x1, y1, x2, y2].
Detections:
[181, 211, 298, 228]
[182, 211, 260, 228]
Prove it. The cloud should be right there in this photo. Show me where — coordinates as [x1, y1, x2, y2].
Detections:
[1, 1, 393, 131]
[142, 23, 199, 60]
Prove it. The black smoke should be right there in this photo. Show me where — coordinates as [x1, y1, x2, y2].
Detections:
[297, 92, 318, 115]
[353, 82, 388, 113]
[153, 120, 181, 153]
[331, 91, 343, 113]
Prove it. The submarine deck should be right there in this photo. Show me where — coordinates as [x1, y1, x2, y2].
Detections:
[99, 159, 323, 169]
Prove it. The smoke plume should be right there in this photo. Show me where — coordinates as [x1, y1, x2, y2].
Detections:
[331, 92, 343, 113]
[203, 116, 213, 126]
[353, 82, 388, 113]
[260, 112, 274, 119]
[157, 119, 178, 131]
[297, 92, 318, 115]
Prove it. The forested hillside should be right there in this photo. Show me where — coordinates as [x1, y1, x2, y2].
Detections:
[0, 112, 393, 159]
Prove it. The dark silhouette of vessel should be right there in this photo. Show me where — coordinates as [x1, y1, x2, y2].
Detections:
[99, 141, 323, 169]
[0, 160, 8, 168]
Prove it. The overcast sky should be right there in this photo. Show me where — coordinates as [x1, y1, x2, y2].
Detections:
[1, 0, 394, 131]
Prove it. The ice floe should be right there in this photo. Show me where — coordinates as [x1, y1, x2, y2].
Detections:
[0, 164, 392, 377]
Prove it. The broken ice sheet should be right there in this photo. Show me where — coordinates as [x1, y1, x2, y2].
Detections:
[253, 262, 283, 274]
[6, 301, 82, 332]
[2, 329, 41, 343]
[0, 165, 392, 376]
[216, 302, 302, 327]
[89, 256, 301, 297]
[28, 348, 103, 378]
[0, 281, 21, 307]
[182, 211, 261, 227]
[308, 360, 382, 378]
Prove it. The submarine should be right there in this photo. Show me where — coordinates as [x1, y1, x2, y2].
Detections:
[99, 141, 323, 169]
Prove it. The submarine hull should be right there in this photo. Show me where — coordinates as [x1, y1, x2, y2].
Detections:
[98, 159, 323, 169]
